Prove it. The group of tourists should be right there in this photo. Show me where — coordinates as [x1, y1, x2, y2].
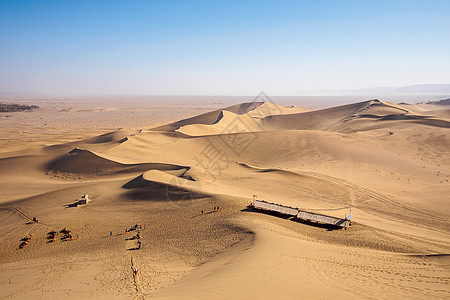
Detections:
[123, 224, 143, 250]
[201, 206, 223, 215]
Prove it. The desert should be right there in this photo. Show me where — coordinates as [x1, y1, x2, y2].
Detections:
[1, 1, 450, 298]
[0, 95, 448, 299]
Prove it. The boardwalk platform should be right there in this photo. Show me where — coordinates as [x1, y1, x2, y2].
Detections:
[251, 200, 351, 229]
[252, 200, 298, 217]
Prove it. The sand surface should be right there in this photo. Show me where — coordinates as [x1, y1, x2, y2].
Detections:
[0, 96, 449, 299]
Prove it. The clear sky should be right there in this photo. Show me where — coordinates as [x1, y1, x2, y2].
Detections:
[0, 0, 449, 96]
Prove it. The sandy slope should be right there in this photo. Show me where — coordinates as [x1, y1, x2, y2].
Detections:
[0, 98, 449, 299]
[154, 217, 450, 300]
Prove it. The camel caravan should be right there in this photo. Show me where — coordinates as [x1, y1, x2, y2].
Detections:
[19, 227, 78, 249]
[19, 234, 34, 249]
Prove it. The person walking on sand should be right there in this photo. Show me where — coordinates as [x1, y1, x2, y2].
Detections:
[110, 231, 112, 236]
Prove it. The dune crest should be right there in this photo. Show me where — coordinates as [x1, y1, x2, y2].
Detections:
[45, 148, 185, 177]
[260, 99, 450, 133]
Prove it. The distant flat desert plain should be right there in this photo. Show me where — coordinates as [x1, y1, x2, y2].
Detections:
[0, 95, 449, 299]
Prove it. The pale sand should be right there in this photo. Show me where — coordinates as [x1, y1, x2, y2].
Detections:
[0, 97, 449, 299]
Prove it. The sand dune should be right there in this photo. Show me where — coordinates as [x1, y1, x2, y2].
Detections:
[83, 129, 140, 144]
[154, 219, 450, 299]
[153, 101, 266, 132]
[121, 169, 206, 202]
[176, 110, 265, 136]
[0, 98, 449, 299]
[262, 99, 450, 133]
[45, 148, 185, 177]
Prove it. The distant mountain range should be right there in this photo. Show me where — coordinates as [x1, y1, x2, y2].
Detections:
[424, 98, 450, 105]
[345, 84, 450, 95]
[295, 84, 450, 96]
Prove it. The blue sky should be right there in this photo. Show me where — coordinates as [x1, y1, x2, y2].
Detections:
[0, 0, 449, 95]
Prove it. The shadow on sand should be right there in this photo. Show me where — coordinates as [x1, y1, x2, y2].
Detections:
[64, 201, 79, 208]
[242, 208, 343, 231]
[127, 247, 140, 251]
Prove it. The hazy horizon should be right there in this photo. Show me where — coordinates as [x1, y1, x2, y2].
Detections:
[1, 83, 450, 97]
